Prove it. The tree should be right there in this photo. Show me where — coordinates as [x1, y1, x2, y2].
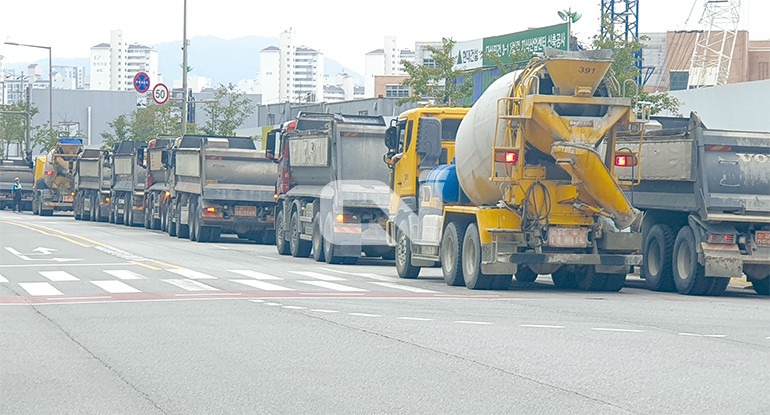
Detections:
[202, 83, 253, 136]
[99, 102, 188, 150]
[100, 114, 131, 150]
[0, 101, 36, 158]
[398, 38, 477, 107]
[593, 15, 681, 116]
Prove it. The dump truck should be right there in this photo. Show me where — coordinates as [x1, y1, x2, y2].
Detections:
[108, 141, 147, 226]
[31, 137, 83, 216]
[0, 159, 34, 211]
[266, 112, 394, 264]
[140, 135, 175, 230]
[384, 48, 646, 291]
[165, 135, 276, 243]
[73, 148, 112, 222]
[614, 113, 770, 296]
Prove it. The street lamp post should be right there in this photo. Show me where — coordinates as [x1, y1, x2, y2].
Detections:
[3, 42, 53, 131]
[181, 0, 189, 135]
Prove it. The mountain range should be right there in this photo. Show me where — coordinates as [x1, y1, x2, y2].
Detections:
[4, 35, 364, 88]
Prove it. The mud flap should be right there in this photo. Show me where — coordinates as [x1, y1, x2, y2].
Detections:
[701, 243, 743, 277]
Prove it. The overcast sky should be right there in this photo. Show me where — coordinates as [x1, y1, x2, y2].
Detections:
[1, 0, 767, 75]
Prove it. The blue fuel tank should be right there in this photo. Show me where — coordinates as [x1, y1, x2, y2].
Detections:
[423, 164, 470, 205]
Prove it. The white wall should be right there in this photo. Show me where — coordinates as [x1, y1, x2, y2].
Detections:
[665, 79, 770, 131]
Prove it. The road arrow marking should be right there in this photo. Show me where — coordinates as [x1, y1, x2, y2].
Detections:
[32, 247, 57, 255]
[4, 247, 81, 262]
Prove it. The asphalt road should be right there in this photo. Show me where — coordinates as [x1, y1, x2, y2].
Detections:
[1, 209, 768, 415]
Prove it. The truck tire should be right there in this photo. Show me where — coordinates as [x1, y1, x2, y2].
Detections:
[74, 195, 82, 220]
[323, 213, 344, 264]
[144, 198, 152, 229]
[673, 226, 725, 296]
[261, 230, 276, 245]
[275, 209, 290, 255]
[574, 266, 626, 292]
[176, 201, 189, 239]
[462, 223, 493, 290]
[189, 198, 198, 241]
[395, 218, 420, 279]
[491, 275, 512, 290]
[643, 224, 676, 292]
[440, 221, 465, 286]
[514, 266, 538, 283]
[312, 213, 325, 262]
[166, 206, 177, 237]
[290, 210, 311, 257]
[551, 267, 578, 289]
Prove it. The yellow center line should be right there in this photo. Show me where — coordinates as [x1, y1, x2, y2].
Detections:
[3, 221, 92, 248]
[130, 260, 162, 271]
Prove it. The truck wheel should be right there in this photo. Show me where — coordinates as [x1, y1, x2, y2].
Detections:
[74, 196, 82, 220]
[440, 221, 465, 286]
[750, 277, 769, 296]
[176, 202, 189, 239]
[491, 275, 512, 290]
[166, 206, 177, 237]
[290, 211, 311, 257]
[125, 207, 132, 227]
[323, 213, 344, 264]
[275, 209, 290, 255]
[514, 266, 538, 283]
[189, 199, 198, 241]
[144, 199, 152, 229]
[395, 218, 420, 278]
[262, 230, 276, 245]
[575, 266, 608, 291]
[551, 267, 578, 289]
[462, 223, 493, 290]
[312, 213, 325, 262]
[673, 226, 720, 295]
[643, 224, 676, 292]
[90, 195, 98, 221]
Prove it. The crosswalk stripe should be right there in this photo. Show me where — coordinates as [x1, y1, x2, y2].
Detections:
[91, 280, 141, 294]
[229, 270, 282, 280]
[162, 279, 219, 291]
[298, 281, 367, 292]
[290, 271, 344, 281]
[39, 271, 79, 281]
[166, 269, 216, 279]
[19, 282, 63, 296]
[0, 273, 7, 283]
[231, 279, 294, 291]
[371, 282, 438, 293]
[103, 270, 146, 280]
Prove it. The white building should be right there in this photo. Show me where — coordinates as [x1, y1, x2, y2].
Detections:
[259, 29, 324, 104]
[52, 65, 85, 90]
[89, 30, 159, 91]
[364, 36, 416, 98]
[172, 75, 212, 93]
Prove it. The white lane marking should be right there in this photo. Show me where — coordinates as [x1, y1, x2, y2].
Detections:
[592, 328, 645, 333]
[349, 312, 381, 317]
[166, 268, 216, 279]
[319, 268, 399, 282]
[103, 270, 146, 280]
[290, 271, 344, 281]
[91, 280, 141, 294]
[162, 279, 219, 292]
[299, 281, 367, 292]
[265, 302, 282, 306]
[257, 255, 278, 261]
[48, 296, 111, 301]
[231, 279, 294, 291]
[39, 271, 79, 281]
[4, 247, 31, 260]
[214, 245, 230, 250]
[397, 317, 434, 321]
[229, 270, 282, 280]
[249, 299, 265, 303]
[0, 273, 8, 283]
[282, 305, 307, 310]
[456, 321, 493, 325]
[766, 337, 770, 340]
[175, 293, 240, 297]
[309, 309, 339, 313]
[520, 324, 565, 329]
[0, 262, 134, 269]
[678, 332, 727, 338]
[19, 282, 63, 296]
[371, 282, 438, 293]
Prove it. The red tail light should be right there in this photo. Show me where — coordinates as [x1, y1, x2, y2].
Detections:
[45, 171, 54, 176]
[705, 145, 732, 151]
[205, 207, 216, 213]
[614, 154, 638, 167]
[707, 233, 735, 244]
[494, 150, 518, 164]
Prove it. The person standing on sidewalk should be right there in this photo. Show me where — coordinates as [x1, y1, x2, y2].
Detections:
[11, 177, 23, 213]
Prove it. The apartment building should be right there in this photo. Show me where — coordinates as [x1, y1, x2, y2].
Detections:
[259, 29, 324, 104]
[89, 30, 159, 91]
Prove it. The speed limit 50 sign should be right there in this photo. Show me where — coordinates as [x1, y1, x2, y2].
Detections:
[152, 83, 169, 105]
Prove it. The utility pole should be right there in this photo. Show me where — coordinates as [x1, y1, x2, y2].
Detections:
[181, 0, 189, 134]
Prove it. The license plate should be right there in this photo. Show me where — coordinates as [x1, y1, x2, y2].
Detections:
[63, 195, 74, 202]
[234, 205, 257, 216]
[548, 227, 589, 248]
[756, 230, 770, 247]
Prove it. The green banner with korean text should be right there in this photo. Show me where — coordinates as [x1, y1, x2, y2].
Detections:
[482, 23, 570, 67]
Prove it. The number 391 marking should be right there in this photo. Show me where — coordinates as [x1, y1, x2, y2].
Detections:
[578, 67, 596, 74]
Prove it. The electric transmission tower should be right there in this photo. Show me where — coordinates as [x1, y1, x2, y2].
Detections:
[600, 0, 647, 85]
[687, 0, 741, 88]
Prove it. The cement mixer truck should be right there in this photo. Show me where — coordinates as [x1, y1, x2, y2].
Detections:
[384, 48, 646, 291]
[31, 137, 83, 216]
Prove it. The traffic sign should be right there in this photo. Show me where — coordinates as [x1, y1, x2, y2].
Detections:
[152, 83, 169, 105]
[133, 72, 151, 94]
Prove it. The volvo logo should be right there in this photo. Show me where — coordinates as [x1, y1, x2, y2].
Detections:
[737, 153, 769, 163]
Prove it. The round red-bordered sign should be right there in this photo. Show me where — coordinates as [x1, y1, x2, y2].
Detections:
[133, 72, 151, 93]
[152, 83, 169, 105]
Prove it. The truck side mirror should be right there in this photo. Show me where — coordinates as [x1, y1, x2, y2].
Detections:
[161, 149, 170, 168]
[416, 117, 442, 169]
[385, 126, 398, 150]
[266, 129, 279, 163]
[136, 148, 146, 168]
